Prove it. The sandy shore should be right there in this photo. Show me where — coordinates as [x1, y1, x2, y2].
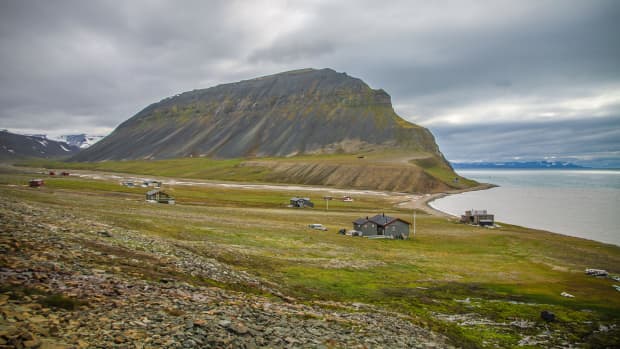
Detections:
[396, 183, 497, 217]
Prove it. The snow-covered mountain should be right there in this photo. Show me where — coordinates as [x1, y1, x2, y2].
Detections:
[57, 134, 105, 149]
[0, 130, 80, 160]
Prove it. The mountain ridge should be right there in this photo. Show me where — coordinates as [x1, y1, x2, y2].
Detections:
[452, 160, 587, 169]
[0, 130, 80, 160]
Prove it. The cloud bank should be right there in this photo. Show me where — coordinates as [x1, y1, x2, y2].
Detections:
[0, 0, 618, 165]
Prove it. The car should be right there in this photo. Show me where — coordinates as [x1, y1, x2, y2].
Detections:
[308, 224, 328, 231]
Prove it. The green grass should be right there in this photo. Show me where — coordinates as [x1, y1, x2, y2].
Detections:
[18, 157, 273, 182]
[16, 150, 478, 192]
[1, 169, 619, 348]
[412, 157, 479, 189]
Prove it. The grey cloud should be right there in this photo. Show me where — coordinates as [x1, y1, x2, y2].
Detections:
[0, 0, 619, 163]
[430, 116, 620, 166]
[249, 39, 334, 63]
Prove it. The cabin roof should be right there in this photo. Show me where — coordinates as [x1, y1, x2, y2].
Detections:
[353, 214, 410, 226]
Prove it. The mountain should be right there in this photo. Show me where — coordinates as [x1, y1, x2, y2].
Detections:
[71, 68, 472, 193]
[73, 68, 443, 161]
[58, 134, 105, 149]
[0, 130, 80, 160]
[452, 161, 587, 169]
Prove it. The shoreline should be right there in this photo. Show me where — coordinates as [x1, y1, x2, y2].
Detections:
[398, 183, 497, 218]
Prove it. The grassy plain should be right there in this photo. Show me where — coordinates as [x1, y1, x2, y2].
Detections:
[19, 151, 478, 192]
[2, 166, 619, 348]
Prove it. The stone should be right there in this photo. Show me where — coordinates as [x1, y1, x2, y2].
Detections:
[541, 310, 555, 322]
[97, 231, 112, 238]
[193, 319, 207, 327]
[229, 323, 249, 335]
[24, 338, 42, 348]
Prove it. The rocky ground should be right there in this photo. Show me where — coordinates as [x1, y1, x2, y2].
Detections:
[0, 198, 452, 348]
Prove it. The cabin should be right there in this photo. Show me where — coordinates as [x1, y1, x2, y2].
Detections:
[61, 171, 70, 176]
[352, 213, 410, 239]
[29, 179, 44, 187]
[48, 171, 55, 176]
[290, 197, 314, 208]
[146, 189, 175, 204]
[460, 209, 494, 226]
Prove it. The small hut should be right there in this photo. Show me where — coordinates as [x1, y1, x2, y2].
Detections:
[29, 179, 44, 187]
[290, 197, 314, 208]
[460, 210, 494, 226]
[146, 189, 175, 204]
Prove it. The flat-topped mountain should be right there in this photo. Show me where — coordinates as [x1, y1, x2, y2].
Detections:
[73, 68, 443, 161]
[71, 68, 472, 192]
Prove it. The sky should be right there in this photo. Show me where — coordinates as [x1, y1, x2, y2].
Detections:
[1, 0, 619, 167]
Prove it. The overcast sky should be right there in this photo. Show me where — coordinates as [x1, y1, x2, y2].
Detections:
[1, 0, 619, 166]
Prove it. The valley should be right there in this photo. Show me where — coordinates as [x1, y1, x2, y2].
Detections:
[1, 165, 619, 348]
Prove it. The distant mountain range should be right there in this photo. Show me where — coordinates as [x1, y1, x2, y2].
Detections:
[0, 130, 80, 160]
[451, 161, 587, 169]
[57, 134, 105, 149]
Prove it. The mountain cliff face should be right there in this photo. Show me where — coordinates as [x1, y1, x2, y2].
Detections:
[0, 130, 80, 160]
[73, 68, 444, 161]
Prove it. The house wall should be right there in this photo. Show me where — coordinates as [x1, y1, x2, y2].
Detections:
[384, 220, 410, 238]
[354, 222, 378, 236]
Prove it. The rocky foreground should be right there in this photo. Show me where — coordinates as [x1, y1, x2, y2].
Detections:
[0, 198, 451, 348]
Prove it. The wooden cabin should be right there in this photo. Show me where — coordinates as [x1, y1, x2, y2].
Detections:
[352, 213, 410, 239]
[460, 210, 494, 226]
[146, 189, 175, 204]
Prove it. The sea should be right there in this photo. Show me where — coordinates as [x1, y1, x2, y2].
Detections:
[430, 169, 620, 246]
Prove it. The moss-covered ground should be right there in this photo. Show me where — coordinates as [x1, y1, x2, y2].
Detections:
[2, 166, 619, 348]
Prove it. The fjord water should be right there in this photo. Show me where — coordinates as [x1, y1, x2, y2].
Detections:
[430, 169, 620, 246]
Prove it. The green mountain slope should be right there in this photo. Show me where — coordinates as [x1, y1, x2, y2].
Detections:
[71, 68, 472, 192]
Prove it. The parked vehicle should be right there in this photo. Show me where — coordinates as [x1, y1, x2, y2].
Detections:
[308, 224, 328, 231]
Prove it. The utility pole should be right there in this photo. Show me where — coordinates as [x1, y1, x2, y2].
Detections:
[323, 196, 332, 211]
[413, 209, 416, 240]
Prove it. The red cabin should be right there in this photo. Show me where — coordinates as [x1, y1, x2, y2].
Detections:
[49, 171, 56, 176]
[61, 171, 70, 176]
[29, 179, 44, 187]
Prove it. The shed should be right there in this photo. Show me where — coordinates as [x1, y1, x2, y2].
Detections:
[290, 197, 314, 208]
[352, 213, 410, 239]
[29, 179, 44, 187]
[460, 209, 494, 226]
[146, 189, 175, 204]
